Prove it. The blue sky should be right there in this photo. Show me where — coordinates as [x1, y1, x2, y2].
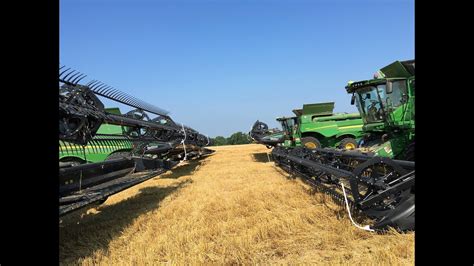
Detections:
[60, 0, 414, 137]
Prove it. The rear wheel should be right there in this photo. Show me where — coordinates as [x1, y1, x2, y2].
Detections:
[301, 137, 321, 149]
[338, 138, 357, 150]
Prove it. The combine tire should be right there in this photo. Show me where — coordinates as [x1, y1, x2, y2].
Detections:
[338, 138, 357, 150]
[301, 137, 321, 149]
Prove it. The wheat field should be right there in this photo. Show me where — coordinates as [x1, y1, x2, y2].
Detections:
[59, 144, 414, 265]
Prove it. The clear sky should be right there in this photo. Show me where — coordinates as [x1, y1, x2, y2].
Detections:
[60, 0, 414, 137]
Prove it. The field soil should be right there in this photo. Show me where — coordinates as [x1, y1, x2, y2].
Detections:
[60, 144, 414, 265]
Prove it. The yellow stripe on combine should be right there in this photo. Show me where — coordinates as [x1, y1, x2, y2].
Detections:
[303, 125, 335, 130]
[338, 125, 363, 129]
[304, 124, 362, 131]
[59, 145, 129, 151]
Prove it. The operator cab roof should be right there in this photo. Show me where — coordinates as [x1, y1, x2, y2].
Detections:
[346, 59, 415, 93]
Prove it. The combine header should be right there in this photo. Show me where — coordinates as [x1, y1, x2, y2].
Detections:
[271, 60, 415, 231]
[249, 120, 286, 148]
[59, 66, 213, 216]
[272, 146, 414, 231]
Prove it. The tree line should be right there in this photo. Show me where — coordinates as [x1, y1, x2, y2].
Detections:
[210, 132, 252, 146]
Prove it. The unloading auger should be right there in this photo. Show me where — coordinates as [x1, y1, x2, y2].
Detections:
[59, 65, 213, 216]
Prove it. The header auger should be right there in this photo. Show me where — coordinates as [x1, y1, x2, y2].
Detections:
[59, 65, 213, 216]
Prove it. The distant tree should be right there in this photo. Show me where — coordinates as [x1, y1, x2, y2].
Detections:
[212, 136, 228, 146]
[226, 132, 251, 145]
[210, 132, 252, 146]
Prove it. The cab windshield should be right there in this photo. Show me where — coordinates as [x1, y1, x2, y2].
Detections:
[355, 84, 386, 123]
[354, 79, 408, 123]
[279, 118, 296, 134]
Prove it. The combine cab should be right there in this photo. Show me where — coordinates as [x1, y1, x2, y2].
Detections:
[271, 60, 415, 231]
[276, 116, 299, 148]
[347, 59, 415, 160]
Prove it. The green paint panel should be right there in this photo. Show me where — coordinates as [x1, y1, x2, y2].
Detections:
[276, 103, 364, 149]
[380, 60, 414, 78]
[302, 102, 334, 116]
[59, 108, 133, 163]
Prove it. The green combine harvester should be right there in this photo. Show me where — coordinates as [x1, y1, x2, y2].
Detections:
[347, 59, 415, 160]
[271, 59, 415, 231]
[281, 102, 364, 150]
[59, 108, 133, 165]
[250, 102, 364, 150]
